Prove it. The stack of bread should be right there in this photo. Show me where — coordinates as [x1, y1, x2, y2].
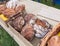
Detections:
[0, 4, 51, 41]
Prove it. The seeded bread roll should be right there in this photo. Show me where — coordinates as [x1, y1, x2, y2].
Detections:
[21, 24, 35, 41]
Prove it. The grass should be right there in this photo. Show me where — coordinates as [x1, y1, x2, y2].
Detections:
[33, 0, 60, 9]
[0, 27, 19, 46]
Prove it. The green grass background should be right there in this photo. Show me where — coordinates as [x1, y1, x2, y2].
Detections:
[33, 0, 60, 9]
[0, 28, 19, 46]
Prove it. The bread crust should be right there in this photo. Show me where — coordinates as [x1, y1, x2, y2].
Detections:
[40, 23, 60, 46]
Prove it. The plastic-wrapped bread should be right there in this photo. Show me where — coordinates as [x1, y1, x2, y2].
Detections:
[35, 19, 50, 28]
[24, 14, 35, 23]
[21, 24, 35, 41]
[6, 0, 20, 9]
[34, 19, 51, 38]
[48, 35, 60, 46]
[15, 5, 26, 17]
[10, 16, 25, 32]
[6, 0, 26, 17]
[15, 5, 25, 12]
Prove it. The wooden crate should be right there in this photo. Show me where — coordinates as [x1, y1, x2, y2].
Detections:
[0, 0, 60, 46]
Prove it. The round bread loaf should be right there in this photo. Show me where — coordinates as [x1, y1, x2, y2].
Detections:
[48, 35, 60, 46]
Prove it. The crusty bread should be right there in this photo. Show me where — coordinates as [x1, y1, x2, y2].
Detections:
[48, 35, 60, 46]
[40, 23, 60, 46]
[2, 8, 16, 18]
